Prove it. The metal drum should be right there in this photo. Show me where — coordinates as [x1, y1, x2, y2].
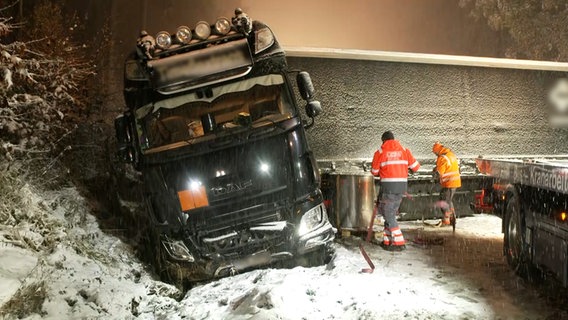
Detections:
[333, 173, 376, 231]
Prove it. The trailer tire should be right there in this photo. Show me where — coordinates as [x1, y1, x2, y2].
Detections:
[504, 190, 535, 280]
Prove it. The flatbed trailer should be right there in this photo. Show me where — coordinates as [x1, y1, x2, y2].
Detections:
[475, 156, 568, 286]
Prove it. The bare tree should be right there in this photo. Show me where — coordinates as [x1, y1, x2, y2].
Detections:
[460, 0, 568, 61]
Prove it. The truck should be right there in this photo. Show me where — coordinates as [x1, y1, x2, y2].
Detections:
[113, 8, 335, 287]
[474, 156, 568, 286]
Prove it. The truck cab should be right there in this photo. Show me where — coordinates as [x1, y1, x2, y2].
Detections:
[114, 9, 335, 285]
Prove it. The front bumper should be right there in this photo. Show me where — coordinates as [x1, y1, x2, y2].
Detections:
[296, 219, 336, 255]
[160, 218, 336, 282]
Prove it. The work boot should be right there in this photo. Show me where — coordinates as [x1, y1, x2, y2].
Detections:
[387, 244, 406, 252]
[380, 243, 406, 252]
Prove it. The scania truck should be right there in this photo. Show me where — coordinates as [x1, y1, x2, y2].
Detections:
[113, 8, 335, 286]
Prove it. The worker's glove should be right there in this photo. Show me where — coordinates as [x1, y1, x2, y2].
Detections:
[431, 169, 439, 182]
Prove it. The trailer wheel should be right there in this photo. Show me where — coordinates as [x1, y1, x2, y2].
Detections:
[504, 191, 533, 279]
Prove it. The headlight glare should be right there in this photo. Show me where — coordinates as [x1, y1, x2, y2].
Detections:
[155, 31, 172, 49]
[254, 28, 275, 54]
[176, 25, 192, 44]
[213, 17, 231, 35]
[298, 204, 325, 236]
[195, 21, 211, 40]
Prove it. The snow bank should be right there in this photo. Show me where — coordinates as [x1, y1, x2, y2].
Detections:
[168, 243, 493, 320]
[0, 180, 556, 319]
[0, 184, 179, 319]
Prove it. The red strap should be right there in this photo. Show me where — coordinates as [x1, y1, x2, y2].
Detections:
[359, 243, 375, 273]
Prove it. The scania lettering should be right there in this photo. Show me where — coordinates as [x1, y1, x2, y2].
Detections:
[114, 8, 335, 287]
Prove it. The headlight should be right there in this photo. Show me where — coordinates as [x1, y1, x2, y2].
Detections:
[176, 25, 192, 44]
[163, 239, 194, 262]
[195, 21, 211, 40]
[155, 31, 172, 49]
[298, 203, 325, 236]
[254, 28, 275, 54]
[213, 17, 231, 35]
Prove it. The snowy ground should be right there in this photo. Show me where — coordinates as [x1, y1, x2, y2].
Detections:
[1, 184, 567, 319]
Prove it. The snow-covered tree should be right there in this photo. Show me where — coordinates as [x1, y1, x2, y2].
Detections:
[0, 1, 100, 169]
[460, 0, 568, 61]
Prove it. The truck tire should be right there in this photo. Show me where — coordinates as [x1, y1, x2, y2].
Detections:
[503, 190, 535, 280]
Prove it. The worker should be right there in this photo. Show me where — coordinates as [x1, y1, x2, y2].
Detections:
[432, 142, 461, 226]
[371, 131, 420, 251]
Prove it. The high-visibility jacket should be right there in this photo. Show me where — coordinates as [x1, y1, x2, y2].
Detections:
[435, 147, 461, 188]
[371, 140, 420, 194]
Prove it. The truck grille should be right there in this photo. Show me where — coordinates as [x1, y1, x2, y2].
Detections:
[188, 200, 291, 258]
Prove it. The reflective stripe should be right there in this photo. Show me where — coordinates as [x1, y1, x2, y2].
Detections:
[409, 161, 420, 169]
[381, 178, 408, 182]
[384, 227, 392, 244]
[442, 154, 450, 164]
[380, 160, 408, 167]
[371, 168, 380, 175]
[441, 168, 460, 183]
[441, 170, 459, 177]
[391, 227, 405, 245]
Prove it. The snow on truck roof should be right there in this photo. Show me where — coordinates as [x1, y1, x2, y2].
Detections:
[284, 47, 568, 72]
[479, 155, 568, 168]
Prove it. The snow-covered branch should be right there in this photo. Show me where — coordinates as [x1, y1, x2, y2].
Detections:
[0, 9, 96, 163]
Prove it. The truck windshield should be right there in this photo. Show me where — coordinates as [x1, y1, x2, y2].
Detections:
[135, 74, 295, 150]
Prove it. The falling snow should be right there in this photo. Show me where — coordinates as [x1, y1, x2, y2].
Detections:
[1, 184, 567, 319]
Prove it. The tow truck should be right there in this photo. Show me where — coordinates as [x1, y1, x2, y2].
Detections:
[475, 156, 568, 285]
[113, 8, 335, 286]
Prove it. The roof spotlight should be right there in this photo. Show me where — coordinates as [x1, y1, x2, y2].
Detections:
[176, 26, 192, 44]
[214, 17, 231, 35]
[194, 21, 211, 40]
[155, 31, 172, 49]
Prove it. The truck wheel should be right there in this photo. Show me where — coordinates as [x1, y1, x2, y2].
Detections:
[504, 191, 534, 280]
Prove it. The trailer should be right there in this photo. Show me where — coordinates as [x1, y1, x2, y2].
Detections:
[475, 156, 568, 286]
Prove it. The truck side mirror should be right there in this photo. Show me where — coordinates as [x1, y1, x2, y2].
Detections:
[114, 114, 134, 163]
[306, 100, 322, 118]
[296, 71, 322, 128]
[296, 71, 315, 101]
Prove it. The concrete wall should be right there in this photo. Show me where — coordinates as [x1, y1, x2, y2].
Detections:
[287, 56, 568, 160]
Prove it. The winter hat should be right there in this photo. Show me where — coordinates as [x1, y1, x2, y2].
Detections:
[381, 131, 395, 142]
[432, 142, 444, 155]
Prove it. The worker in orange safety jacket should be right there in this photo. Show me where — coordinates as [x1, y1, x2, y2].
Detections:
[432, 142, 461, 226]
[371, 131, 420, 251]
